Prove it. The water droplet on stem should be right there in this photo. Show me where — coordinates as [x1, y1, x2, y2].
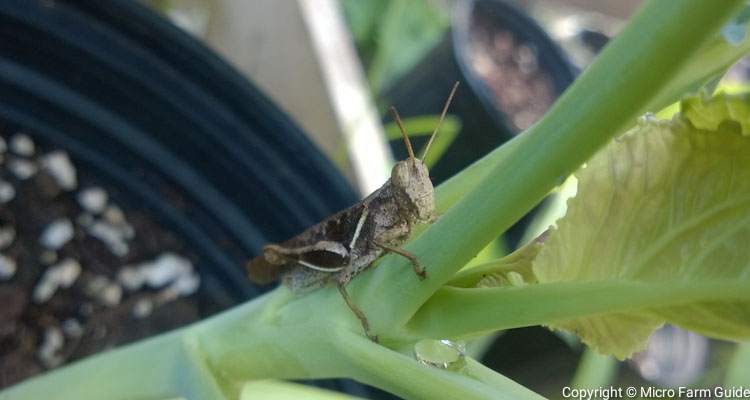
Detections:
[413, 339, 467, 371]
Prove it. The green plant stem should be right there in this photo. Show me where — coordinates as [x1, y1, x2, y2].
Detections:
[447, 242, 540, 288]
[194, 289, 352, 392]
[447, 261, 518, 288]
[195, 288, 545, 400]
[434, 133, 522, 214]
[725, 342, 750, 386]
[333, 330, 544, 400]
[240, 380, 366, 400]
[405, 280, 750, 339]
[570, 350, 617, 389]
[1, 288, 352, 400]
[0, 328, 224, 400]
[647, 18, 750, 112]
[352, 0, 745, 335]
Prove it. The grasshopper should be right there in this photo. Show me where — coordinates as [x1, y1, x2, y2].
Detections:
[247, 82, 459, 341]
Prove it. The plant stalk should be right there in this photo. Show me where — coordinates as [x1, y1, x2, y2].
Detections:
[406, 280, 750, 339]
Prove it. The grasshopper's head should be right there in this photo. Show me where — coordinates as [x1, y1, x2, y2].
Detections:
[391, 158, 434, 222]
[387, 81, 458, 223]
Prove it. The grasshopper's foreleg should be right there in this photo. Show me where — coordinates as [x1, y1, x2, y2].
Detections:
[337, 282, 378, 342]
[372, 239, 427, 279]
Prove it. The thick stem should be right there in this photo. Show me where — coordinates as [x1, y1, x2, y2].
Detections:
[193, 288, 548, 400]
[725, 342, 750, 386]
[647, 17, 750, 112]
[334, 330, 544, 400]
[571, 350, 618, 389]
[405, 281, 750, 339]
[0, 328, 224, 400]
[239, 380, 366, 399]
[194, 288, 355, 389]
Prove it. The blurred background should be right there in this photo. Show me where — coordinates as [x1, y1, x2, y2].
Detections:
[1, 0, 747, 397]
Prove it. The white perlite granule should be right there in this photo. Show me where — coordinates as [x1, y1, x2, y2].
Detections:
[100, 283, 123, 307]
[53, 259, 82, 288]
[83, 275, 124, 307]
[118, 253, 200, 295]
[132, 298, 154, 318]
[37, 327, 64, 368]
[117, 266, 145, 291]
[32, 258, 82, 303]
[143, 253, 192, 288]
[40, 151, 77, 191]
[8, 158, 37, 180]
[9, 133, 35, 156]
[77, 187, 108, 214]
[0, 254, 17, 280]
[61, 318, 84, 338]
[171, 272, 200, 296]
[88, 220, 129, 256]
[39, 218, 75, 250]
[0, 225, 15, 250]
[104, 205, 126, 225]
[0, 180, 15, 203]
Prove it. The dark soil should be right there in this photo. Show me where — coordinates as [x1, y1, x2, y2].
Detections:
[0, 125, 207, 388]
[468, 9, 557, 132]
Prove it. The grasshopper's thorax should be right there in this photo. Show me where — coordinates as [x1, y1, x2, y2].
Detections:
[390, 158, 434, 222]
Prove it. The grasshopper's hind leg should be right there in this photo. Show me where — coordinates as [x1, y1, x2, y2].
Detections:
[337, 282, 378, 342]
[335, 206, 379, 341]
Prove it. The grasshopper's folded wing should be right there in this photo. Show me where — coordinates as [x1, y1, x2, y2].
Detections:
[247, 241, 349, 284]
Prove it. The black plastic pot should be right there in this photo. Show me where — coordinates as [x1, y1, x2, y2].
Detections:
[383, 0, 575, 246]
[0, 0, 370, 395]
[384, 0, 575, 180]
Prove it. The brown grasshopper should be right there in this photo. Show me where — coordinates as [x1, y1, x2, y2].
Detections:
[247, 82, 459, 341]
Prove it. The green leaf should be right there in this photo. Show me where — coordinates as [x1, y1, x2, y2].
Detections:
[682, 92, 750, 134]
[531, 94, 750, 359]
[448, 240, 541, 288]
[340, 0, 389, 46]
[366, 0, 449, 93]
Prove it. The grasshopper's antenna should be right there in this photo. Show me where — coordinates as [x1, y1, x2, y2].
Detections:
[422, 81, 460, 161]
[389, 106, 415, 161]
